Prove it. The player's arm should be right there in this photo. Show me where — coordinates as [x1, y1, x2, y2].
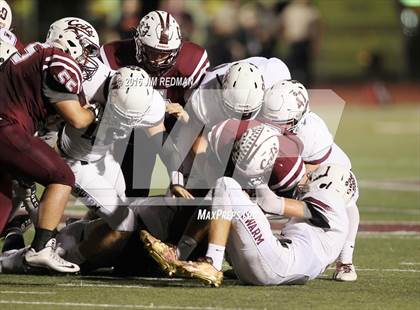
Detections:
[255, 184, 308, 217]
[55, 99, 95, 129]
[165, 102, 189, 123]
[44, 51, 96, 129]
[146, 122, 194, 199]
[255, 184, 330, 228]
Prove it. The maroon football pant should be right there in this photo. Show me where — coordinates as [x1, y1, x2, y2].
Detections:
[0, 122, 75, 233]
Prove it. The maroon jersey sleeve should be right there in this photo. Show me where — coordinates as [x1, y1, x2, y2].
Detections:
[100, 39, 137, 70]
[175, 41, 209, 88]
[43, 48, 83, 96]
[269, 135, 305, 192]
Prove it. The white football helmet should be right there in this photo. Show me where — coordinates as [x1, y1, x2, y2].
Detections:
[46, 17, 100, 81]
[222, 63, 265, 120]
[0, 1, 12, 30]
[304, 164, 358, 204]
[135, 10, 182, 72]
[232, 124, 280, 180]
[0, 39, 16, 65]
[106, 66, 155, 129]
[262, 80, 309, 132]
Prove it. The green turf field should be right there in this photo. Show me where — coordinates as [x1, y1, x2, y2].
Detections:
[0, 234, 419, 310]
[1, 105, 419, 309]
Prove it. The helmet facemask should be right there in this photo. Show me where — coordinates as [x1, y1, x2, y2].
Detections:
[134, 11, 182, 73]
[74, 37, 100, 81]
[135, 31, 180, 72]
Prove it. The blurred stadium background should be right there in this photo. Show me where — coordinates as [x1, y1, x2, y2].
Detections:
[7, 0, 420, 83]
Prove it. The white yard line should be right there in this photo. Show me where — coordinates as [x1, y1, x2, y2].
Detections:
[0, 291, 56, 295]
[326, 267, 420, 273]
[0, 300, 258, 310]
[357, 231, 420, 238]
[57, 283, 151, 289]
[359, 179, 420, 192]
[361, 207, 420, 215]
[400, 262, 420, 265]
[373, 121, 419, 135]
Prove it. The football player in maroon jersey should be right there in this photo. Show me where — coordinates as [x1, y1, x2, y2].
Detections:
[100, 10, 209, 198]
[0, 17, 100, 272]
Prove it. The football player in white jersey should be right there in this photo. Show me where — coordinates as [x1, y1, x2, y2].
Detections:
[260, 80, 359, 281]
[60, 66, 189, 230]
[0, 1, 24, 50]
[176, 62, 267, 192]
[188, 57, 290, 130]
[0, 39, 16, 65]
[141, 158, 354, 287]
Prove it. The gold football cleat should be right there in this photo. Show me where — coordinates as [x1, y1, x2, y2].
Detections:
[139, 230, 180, 276]
[177, 258, 223, 287]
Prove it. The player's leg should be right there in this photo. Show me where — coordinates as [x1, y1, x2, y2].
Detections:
[66, 159, 137, 268]
[1, 179, 35, 254]
[334, 172, 359, 282]
[186, 176, 320, 286]
[70, 157, 136, 232]
[334, 200, 359, 281]
[0, 174, 13, 235]
[0, 124, 78, 272]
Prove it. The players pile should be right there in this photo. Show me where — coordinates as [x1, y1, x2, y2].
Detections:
[0, 1, 360, 286]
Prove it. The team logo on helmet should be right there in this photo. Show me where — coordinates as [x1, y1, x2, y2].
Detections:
[66, 19, 95, 38]
[110, 72, 123, 90]
[139, 21, 150, 37]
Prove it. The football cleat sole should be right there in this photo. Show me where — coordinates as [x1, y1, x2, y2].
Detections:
[139, 230, 178, 276]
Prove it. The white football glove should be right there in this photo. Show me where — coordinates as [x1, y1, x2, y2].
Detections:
[255, 184, 285, 216]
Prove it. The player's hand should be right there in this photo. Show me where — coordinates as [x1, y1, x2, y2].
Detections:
[166, 103, 189, 123]
[171, 185, 195, 199]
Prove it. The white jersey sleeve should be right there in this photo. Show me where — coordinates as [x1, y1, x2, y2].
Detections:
[296, 112, 333, 164]
[190, 75, 225, 128]
[82, 57, 115, 103]
[299, 190, 348, 266]
[0, 28, 18, 46]
[141, 90, 165, 128]
[242, 57, 291, 88]
[324, 143, 352, 169]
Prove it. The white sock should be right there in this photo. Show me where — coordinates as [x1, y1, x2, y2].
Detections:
[205, 243, 225, 271]
[338, 203, 360, 264]
[176, 235, 198, 260]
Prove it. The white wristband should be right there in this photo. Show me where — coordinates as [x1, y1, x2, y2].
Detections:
[171, 171, 185, 188]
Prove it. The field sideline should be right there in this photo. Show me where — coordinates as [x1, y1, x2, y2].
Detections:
[0, 105, 419, 309]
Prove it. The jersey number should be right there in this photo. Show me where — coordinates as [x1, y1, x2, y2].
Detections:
[0, 8, 7, 20]
[57, 69, 77, 92]
[11, 43, 49, 65]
